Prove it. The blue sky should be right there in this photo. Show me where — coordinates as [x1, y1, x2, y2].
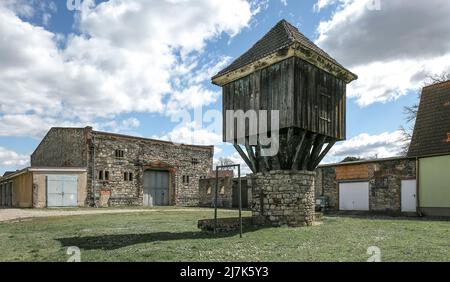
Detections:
[0, 0, 449, 175]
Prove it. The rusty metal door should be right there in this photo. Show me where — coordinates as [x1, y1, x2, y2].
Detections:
[143, 170, 169, 206]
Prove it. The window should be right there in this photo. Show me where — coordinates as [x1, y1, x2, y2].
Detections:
[447, 133, 450, 142]
[98, 170, 103, 180]
[191, 158, 200, 165]
[207, 187, 212, 195]
[115, 149, 124, 158]
[182, 175, 190, 184]
[124, 172, 133, 181]
[104, 171, 110, 181]
[220, 186, 225, 195]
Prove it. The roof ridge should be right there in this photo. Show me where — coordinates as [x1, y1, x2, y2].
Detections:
[279, 19, 295, 42]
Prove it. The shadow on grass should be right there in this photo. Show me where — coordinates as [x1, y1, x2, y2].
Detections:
[57, 228, 261, 250]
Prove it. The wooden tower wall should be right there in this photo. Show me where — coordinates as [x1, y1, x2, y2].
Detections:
[222, 57, 346, 143]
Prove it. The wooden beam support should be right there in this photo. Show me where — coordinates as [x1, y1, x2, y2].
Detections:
[291, 129, 306, 170]
[233, 144, 256, 173]
[313, 140, 336, 168]
[245, 138, 258, 173]
[258, 142, 271, 172]
[300, 133, 317, 171]
[308, 135, 327, 170]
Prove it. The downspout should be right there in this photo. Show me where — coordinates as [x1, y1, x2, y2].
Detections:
[416, 157, 422, 216]
[92, 135, 98, 208]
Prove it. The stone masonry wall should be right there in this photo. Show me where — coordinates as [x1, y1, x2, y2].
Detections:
[31, 126, 213, 207]
[249, 170, 316, 227]
[199, 177, 233, 208]
[87, 131, 213, 207]
[31, 127, 89, 168]
[316, 158, 416, 212]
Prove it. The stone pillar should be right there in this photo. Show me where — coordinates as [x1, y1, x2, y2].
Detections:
[249, 170, 316, 227]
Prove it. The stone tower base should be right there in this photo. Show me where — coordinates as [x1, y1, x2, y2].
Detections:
[249, 170, 316, 227]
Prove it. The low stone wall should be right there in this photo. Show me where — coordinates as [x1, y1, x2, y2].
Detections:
[197, 217, 265, 233]
[249, 170, 316, 227]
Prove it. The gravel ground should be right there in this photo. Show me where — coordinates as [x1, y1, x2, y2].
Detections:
[0, 208, 206, 223]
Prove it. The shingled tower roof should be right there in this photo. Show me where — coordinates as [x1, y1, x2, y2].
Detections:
[408, 80, 450, 157]
[212, 19, 356, 85]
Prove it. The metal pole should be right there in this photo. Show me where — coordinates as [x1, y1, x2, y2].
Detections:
[214, 166, 219, 234]
[238, 165, 242, 238]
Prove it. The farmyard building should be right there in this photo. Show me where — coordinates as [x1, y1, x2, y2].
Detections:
[0, 126, 213, 208]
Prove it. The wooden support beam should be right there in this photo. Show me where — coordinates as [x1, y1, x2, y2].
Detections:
[286, 128, 295, 166]
[291, 129, 306, 170]
[258, 142, 271, 172]
[308, 135, 327, 170]
[245, 138, 258, 173]
[313, 140, 336, 168]
[300, 133, 317, 171]
[233, 144, 256, 173]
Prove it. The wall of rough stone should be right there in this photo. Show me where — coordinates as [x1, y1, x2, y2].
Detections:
[87, 131, 213, 207]
[315, 158, 416, 212]
[199, 177, 233, 208]
[249, 170, 316, 227]
[31, 127, 213, 207]
[31, 127, 89, 168]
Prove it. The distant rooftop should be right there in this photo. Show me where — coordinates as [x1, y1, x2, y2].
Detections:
[213, 19, 351, 79]
[408, 80, 450, 157]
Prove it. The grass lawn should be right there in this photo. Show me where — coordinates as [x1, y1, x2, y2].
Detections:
[0, 208, 448, 262]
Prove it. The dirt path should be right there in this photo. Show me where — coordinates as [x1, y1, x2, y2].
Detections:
[0, 208, 208, 223]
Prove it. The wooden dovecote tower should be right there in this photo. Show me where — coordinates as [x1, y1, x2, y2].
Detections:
[212, 20, 357, 173]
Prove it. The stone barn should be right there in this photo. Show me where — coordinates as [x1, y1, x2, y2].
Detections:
[29, 126, 214, 207]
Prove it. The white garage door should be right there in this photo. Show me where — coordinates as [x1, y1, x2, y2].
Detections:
[46, 175, 78, 207]
[339, 182, 369, 211]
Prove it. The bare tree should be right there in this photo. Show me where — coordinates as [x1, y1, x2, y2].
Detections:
[400, 72, 450, 155]
[216, 157, 234, 166]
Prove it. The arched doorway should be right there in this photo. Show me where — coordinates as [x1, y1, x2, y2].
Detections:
[143, 170, 169, 206]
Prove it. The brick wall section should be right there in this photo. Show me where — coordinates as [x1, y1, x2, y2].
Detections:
[199, 177, 233, 208]
[316, 158, 416, 212]
[249, 170, 316, 227]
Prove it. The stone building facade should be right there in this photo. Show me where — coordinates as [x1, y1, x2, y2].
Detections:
[315, 157, 416, 213]
[31, 127, 213, 207]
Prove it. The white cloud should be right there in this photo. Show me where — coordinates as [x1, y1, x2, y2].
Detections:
[158, 121, 223, 146]
[323, 130, 407, 164]
[0, 114, 141, 139]
[315, 0, 450, 106]
[313, 0, 337, 12]
[0, 147, 29, 168]
[0, 0, 256, 137]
